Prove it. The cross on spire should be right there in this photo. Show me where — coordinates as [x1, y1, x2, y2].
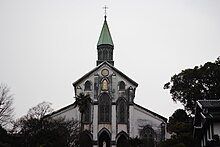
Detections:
[103, 5, 108, 20]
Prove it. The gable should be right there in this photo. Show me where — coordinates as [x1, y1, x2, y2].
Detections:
[73, 61, 138, 88]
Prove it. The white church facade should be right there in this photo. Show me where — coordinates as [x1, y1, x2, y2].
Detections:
[50, 16, 168, 147]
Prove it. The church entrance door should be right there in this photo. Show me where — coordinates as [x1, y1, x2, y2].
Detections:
[117, 134, 128, 147]
[98, 131, 111, 147]
[79, 132, 93, 147]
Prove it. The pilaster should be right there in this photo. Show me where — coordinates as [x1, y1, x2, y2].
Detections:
[93, 104, 98, 141]
[112, 104, 116, 140]
[129, 104, 134, 138]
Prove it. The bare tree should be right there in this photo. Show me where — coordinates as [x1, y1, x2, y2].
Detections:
[13, 101, 80, 147]
[0, 83, 14, 127]
[27, 101, 53, 119]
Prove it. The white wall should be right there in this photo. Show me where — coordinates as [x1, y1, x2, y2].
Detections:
[51, 105, 80, 121]
[214, 122, 220, 136]
[132, 104, 166, 142]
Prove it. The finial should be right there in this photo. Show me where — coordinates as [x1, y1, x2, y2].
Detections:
[103, 5, 108, 20]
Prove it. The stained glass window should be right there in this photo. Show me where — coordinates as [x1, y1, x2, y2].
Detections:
[117, 98, 127, 123]
[83, 105, 90, 123]
[99, 93, 111, 123]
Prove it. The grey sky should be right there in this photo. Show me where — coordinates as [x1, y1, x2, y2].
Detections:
[0, 0, 220, 119]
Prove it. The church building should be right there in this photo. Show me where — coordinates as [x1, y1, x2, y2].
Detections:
[50, 15, 168, 147]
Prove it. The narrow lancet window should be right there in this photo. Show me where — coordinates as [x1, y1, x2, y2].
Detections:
[83, 104, 90, 123]
[99, 93, 111, 123]
[117, 98, 127, 123]
[119, 81, 125, 91]
[85, 81, 91, 90]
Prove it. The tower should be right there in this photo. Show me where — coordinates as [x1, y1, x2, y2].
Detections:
[97, 16, 114, 66]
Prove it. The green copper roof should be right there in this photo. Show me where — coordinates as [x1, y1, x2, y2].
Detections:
[97, 19, 114, 46]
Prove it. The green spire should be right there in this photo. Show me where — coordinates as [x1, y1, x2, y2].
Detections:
[97, 17, 114, 46]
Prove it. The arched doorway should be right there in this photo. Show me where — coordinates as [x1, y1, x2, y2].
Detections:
[98, 130, 111, 147]
[117, 134, 128, 147]
[79, 132, 93, 147]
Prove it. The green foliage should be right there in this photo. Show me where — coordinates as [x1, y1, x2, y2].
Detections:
[73, 92, 92, 113]
[159, 140, 186, 147]
[160, 109, 194, 147]
[164, 57, 220, 113]
[128, 137, 143, 147]
[0, 126, 11, 147]
[169, 109, 188, 123]
[129, 136, 158, 147]
[168, 109, 191, 134]
[17, 117, 80, 147]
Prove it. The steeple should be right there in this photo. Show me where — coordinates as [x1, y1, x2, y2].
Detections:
[97, 18, 114, 46]
[97, 15, 114, 66]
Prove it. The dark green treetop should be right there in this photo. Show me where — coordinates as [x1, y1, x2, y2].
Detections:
[164, 57, 220, 114]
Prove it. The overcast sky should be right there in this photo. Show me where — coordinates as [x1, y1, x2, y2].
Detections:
[1, 0, 220, 119]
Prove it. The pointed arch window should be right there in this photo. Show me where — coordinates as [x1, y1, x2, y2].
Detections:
[140, 125, 155, 147]
[119, 81, 125, 91]
[99, 93, 111, 123]
[117, 98, 127, 123]
[83, 104, 91, 123]
[85, 80, 91, 91]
